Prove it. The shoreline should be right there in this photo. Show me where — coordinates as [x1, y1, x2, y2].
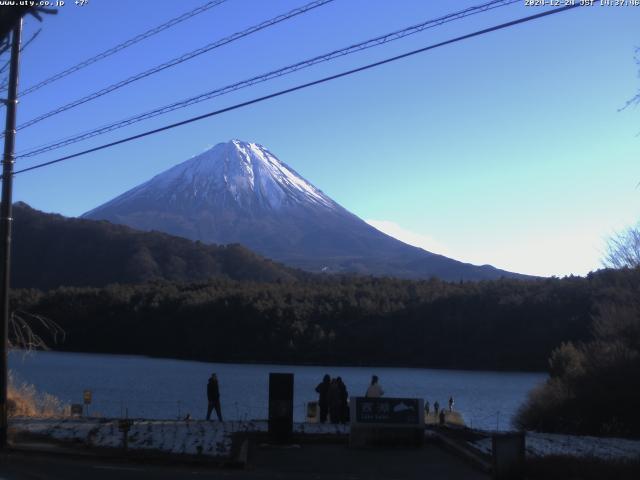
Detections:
[10, 348, 549, 376]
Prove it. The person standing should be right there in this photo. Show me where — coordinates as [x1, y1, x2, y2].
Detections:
[434, 400, 440, 416]
[448, 396, 454, 412]
[315, 374, 331, 423]
[337, 377, 349, 423]
[206, 373, 223, 421]
[424, 400, 430, 416]
[328, 378, 341, 424]
[365, 375, 384, 398]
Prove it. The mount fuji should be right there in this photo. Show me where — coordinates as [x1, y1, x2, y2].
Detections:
[83, 140, 523, 280]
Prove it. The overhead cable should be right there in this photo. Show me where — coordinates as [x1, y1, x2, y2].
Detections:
[11, 4, 581, 177]
[18, 0, 518, 159]
[12, 0, 229, 97]
[12, 0, 336, 133]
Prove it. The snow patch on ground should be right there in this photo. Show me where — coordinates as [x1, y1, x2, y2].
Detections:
[470, 432, 640, 460]
[10, 418, 352, 458]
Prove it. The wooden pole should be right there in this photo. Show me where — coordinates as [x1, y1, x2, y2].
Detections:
[0, 18, 22, 450]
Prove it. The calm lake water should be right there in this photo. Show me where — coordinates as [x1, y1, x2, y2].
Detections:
[9, 351, 546, 431]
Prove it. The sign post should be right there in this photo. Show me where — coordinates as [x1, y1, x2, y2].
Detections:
[83, 389, 92, 417]
[118, 418, 133, 450]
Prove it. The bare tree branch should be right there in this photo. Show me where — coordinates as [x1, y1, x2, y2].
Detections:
[9, 310, 64, 351]
[603, 223, 640, 269]
[620, 46, 640, 111]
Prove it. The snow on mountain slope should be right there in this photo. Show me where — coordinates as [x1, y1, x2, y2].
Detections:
[85, 140, 336, 215]
[83, 140, 526, 280]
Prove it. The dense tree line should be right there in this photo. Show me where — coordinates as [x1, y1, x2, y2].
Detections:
[12, 268, 634, 372]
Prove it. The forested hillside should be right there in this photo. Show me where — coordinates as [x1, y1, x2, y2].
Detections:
[12, 268, 630, 372]
[11, 202, 303, 289]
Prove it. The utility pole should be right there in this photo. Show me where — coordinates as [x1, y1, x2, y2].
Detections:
[0, 18, 22, 450]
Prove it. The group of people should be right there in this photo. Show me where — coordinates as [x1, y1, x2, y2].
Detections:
[206, 372, 455, 425]
[314, 374, 385, 423]
[424, 396, 455, 425]
[424, 396, 455, 415]
[315, 374, 350, 424]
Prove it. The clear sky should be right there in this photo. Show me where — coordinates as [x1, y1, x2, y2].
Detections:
[7, 0, 640, 277]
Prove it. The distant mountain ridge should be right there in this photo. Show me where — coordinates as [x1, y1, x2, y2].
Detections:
[11, 202, 302, 290]
[83, 140, 528, 281]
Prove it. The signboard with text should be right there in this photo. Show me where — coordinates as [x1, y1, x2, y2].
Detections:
[351, 397, 423, 426]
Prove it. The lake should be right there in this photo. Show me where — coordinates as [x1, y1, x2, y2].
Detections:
[9, 350, 546, 431]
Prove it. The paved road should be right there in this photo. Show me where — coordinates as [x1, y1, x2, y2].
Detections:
[251, 443, 489, 480]
[0, 443, 489, 480]
[0, 452, 246, 480]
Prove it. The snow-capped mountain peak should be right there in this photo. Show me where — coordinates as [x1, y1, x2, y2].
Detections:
[86, 140, 337, 215]
[224, 139, 335, 209]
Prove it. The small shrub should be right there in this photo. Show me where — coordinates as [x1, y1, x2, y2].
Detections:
[516, 296, 640, 436]
[513, 378, 573, 432]
[7, 373, 67, 417]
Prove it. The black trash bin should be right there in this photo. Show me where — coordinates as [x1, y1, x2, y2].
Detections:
[268, 373, 294, 443]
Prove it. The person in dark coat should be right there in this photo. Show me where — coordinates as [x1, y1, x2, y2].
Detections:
[206, 373, 223, 421]
[328, 378, 341, 424]
[336, 377, 349, 423]
[434, 400, 440, 416]
[315, 374, 331, 423]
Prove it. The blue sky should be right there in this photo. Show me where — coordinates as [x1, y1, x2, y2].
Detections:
[8, 0, 640, 277]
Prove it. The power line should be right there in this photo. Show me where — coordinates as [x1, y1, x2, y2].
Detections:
[0, 28, 40, 75]
[12, 0, 335, 134]
[17, 0, 519, 159]
[11, 4, 581, 177]
[6, 0, 229, 97]
[0, 28, 40, 93]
